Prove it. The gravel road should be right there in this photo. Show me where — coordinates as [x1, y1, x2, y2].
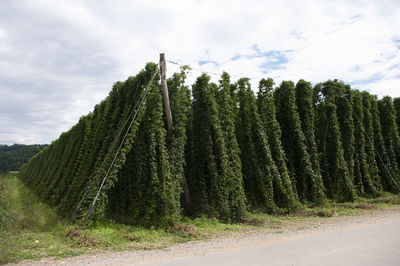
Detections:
[13, 207, 400, 266]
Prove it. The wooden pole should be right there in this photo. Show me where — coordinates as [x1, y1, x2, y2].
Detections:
[160, 53, 173, 132]
[159, 53, 191, 210]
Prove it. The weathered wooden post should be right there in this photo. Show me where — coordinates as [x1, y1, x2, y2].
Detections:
[159, 53, 191, 210]
[160, 53, 173, 132]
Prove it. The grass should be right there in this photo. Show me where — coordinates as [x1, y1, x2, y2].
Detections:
[1, 173, 399, 264]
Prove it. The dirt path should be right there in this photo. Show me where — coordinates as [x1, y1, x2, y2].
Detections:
[12, 207, 400, 266]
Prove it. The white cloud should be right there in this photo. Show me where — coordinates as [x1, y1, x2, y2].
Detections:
[0, 0, 399, 144]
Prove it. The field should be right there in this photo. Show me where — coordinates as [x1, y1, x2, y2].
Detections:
[1, 173, 400, 264]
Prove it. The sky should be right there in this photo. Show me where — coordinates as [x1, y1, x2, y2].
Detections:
[0, 0, 399, 144]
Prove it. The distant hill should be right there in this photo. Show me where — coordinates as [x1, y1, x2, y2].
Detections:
[0, 144, 48, 173]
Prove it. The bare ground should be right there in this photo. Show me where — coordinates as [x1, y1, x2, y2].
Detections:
[11, 206, 400, 266]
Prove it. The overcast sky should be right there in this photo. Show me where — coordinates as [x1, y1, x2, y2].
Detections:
[0, 0, 399, 144]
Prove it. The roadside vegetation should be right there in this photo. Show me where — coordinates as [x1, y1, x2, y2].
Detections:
[1, 173, 399, 264]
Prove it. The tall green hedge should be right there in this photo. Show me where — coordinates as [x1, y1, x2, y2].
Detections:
[19, 65, 400, 227]
[275, 81, 326, 204]
[185, 74, 247, 222]
[361, 92, 382, 193]
[257, 78, 298, 209]
[378, 97, 400, 191]
[314, 82, 355, 201]
[351, 90, 377, 196]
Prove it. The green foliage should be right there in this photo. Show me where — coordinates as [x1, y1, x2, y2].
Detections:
[295, 80, 323, 185]
[186, 74, 246, 222]
[320, 106, 355, 203]
[334, 83, 356, 184]
[274, 81, 326, 204]
[235, 78, 276, 212]
[108, 82, 179, 227]
[257, 78, 298, 209]
[314, 82, 355, 201]
[361, 92, 382, 193]
[215, 73, 247, 221]
[351, 90, 378, 196]
[19, 63, 169, 226]
[393, 97, 400, 133]
[17, 63, 400, 228]
[186, 74, 223, 217]
[378, 96, 400, 192]
[0, 144, 47, 173]
[166, 67, 192, 213]
[318, 81, 356, 184]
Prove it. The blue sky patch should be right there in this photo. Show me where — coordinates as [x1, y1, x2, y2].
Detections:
[350, 73, 383, 85]
[198, 60, 219, 67]
[394, 38, 400, 50]
[388, 63, 400, 71]
[350, 65, 361, 72]
[230, 44, 290, 73]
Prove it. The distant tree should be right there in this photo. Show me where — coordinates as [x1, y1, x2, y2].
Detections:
[0, 144, 47, 173]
